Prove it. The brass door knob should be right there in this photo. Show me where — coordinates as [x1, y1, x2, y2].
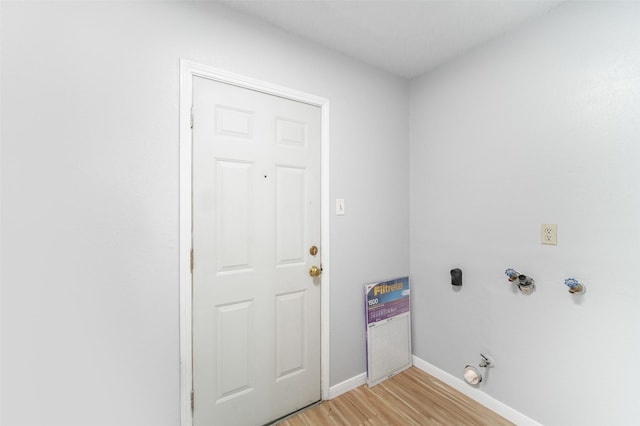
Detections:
[309, 265, 322, 277]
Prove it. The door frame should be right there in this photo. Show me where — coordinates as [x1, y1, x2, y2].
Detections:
[178, 59, 331, 426]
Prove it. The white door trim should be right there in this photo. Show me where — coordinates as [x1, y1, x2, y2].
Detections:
[179, 59, 331, 426]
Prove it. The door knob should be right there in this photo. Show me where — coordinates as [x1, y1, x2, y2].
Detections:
[309, 265, 322, 277]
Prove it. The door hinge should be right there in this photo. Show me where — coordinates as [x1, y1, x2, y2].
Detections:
[190, 249, 194, 273]
[190, 106, 194, 129]
[190, 389, 195, 412]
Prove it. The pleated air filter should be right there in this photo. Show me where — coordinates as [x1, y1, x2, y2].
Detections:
[365, 277, 412, 387]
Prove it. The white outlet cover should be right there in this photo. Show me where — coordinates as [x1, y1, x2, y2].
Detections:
[541, 224, 557, 245]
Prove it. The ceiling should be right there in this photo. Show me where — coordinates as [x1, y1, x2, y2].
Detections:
[218, 0, 564, 78]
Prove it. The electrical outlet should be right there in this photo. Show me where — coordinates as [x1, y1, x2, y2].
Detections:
[336, 198, 345, 216]
[541, 224, 557, 245]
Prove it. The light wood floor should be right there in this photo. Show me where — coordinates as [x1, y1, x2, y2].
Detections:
[277, 367, 514, 426]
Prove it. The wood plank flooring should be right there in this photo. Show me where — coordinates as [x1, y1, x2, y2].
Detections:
[277, 367, 514, 426]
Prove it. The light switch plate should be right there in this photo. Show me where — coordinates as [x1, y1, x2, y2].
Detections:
[336, 198, 345, 216]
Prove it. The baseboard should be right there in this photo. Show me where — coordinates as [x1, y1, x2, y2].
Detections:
[412, 356, 542, 426]
[327, 372, 367, 399]
[327, 357, 541, 426]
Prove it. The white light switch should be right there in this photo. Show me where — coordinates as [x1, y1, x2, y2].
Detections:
[336, 198, 345, 216]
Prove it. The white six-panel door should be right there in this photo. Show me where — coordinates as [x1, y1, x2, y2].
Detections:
[191, 76, 321, 425]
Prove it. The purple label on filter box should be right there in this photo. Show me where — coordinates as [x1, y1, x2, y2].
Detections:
[365, 277, 410, 325]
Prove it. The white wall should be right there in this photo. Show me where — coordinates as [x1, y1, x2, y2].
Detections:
[0, 2, 409, 425]
[410, 2, 640, 425]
